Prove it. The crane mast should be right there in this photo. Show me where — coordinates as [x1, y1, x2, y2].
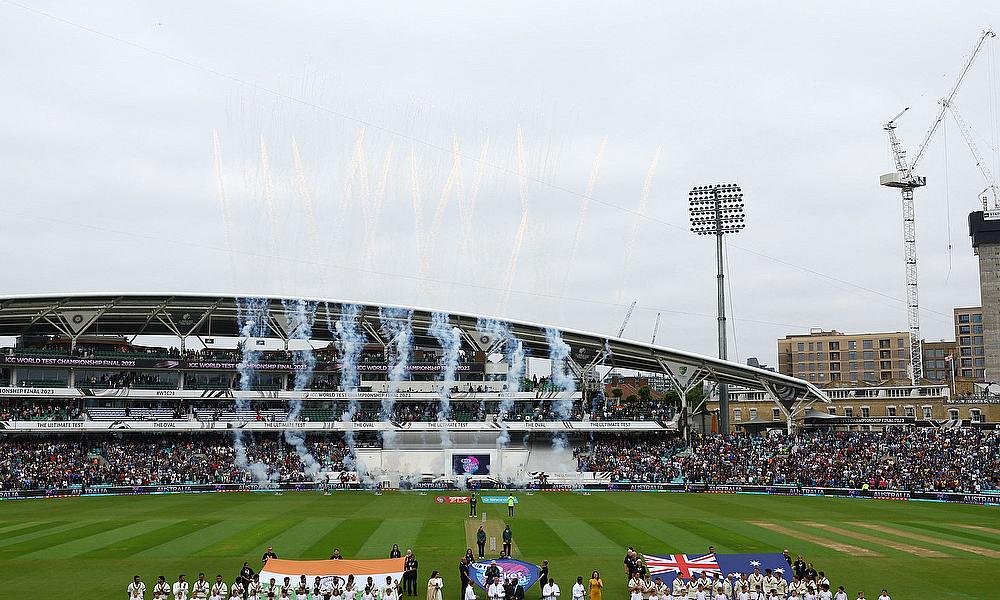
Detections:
[880, 29, 995, 385]
[617, 300, 637, 338]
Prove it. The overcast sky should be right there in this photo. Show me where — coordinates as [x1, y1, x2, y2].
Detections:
[1, 2, 998, 365]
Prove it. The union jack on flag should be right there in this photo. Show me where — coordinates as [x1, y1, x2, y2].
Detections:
[643, 554, 721, 579]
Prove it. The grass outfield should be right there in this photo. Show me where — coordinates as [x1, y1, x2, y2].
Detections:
[0, 491, 997, 598]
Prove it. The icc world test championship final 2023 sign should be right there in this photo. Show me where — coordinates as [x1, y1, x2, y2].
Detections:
[452, 454, 491, 476]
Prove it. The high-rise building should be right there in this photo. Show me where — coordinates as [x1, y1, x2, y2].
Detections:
[777, 329, 910, 384]
[953, 306, 986, 381]
[921, 340, 955, 383]
[969, 210, 1000, 381]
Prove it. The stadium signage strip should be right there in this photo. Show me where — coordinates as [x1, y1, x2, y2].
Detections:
[0, 356, 485, 373]
[0, 387, 582, 400]
[0, 482, 996, 506]
[0, 420, 670, 432]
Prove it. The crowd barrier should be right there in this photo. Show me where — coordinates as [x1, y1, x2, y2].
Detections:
[2, 481, 997, 505]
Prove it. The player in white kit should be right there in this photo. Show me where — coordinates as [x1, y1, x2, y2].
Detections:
[173, 575, 189, 600]
[210, 575, 228, 600]
[153, 576, 170, 600]
[192, 574, 210, 600]
[128, 575, 146, 600]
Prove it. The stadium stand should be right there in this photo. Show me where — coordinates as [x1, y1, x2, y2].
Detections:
[580, 429, 1000, 492]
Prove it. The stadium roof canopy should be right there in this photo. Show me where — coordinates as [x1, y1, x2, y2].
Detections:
[0, 293, 829, 404]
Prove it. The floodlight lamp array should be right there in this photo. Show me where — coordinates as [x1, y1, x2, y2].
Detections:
[688, 184, 745, 235]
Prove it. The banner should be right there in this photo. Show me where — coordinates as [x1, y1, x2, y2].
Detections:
[469, 558, 542, 591]
[0, 482, 998, 506]
[435, 496, 470, 504]
[0, 420, 671, 433]
[0, 387, 579, 401]
[259, 558, 405, 590]
[643, 553, 790, 589]
[480, 496, 517, 504]
[0, 356, 482, 373]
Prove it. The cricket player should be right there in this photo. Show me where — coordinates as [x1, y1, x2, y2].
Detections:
[192, 574, 210, 600]
[210, 575, 228, 600]
[247, 577, 262, 600]
[230, 580, 245, 599]
[153, 576, 170, 600]
[173, 575, 189, 600]
[128, 575, 146, 600]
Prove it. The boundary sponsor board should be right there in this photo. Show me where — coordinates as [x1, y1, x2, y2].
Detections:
[1, 482, 997, 506]
[480, 495, 517, 504]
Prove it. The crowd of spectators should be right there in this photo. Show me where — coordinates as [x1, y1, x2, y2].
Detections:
[0, 399, 84, 421]
[581, 429, 1000, 492]
[0, 434, 353, 490]
[576, 434, 687, 482]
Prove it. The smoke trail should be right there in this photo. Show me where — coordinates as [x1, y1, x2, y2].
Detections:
[428, 312, 461, 468]
[211, 130, 237, 288]
[476, 319, 526, 449]
[326, 303, 365, 472]
[235, 297, 277, 483]
[291, 137, 322, 287]
[378, 307, 413, 449]
[545, 328, 576, 455]
[281, 299, 321, 480]
[617, 146, 662, 303]
[561, 136, 607, 298]
[258, 137, 279, 285]
[499, 127, 531, 315]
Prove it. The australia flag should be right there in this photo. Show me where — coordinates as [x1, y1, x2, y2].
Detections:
[642, 553, 790, 588]
[469, 558, 542, 591]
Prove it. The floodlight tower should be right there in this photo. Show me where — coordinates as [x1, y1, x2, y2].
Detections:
[689, 184, 746, 433]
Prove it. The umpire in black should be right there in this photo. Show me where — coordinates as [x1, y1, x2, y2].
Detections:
[469, 494, 478, 517]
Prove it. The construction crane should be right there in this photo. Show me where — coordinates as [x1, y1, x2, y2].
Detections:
[880, 29, 996, 385]
[650, 312, 661, 345]
[947, 102, 999, 210]
[617, 301, 637, 338]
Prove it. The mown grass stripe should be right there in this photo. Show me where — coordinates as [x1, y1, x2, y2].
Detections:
[509, 518, 574, 556]
[261, 518, 342, 558]
[417, 517, 464, 556]
[0, 520, 132, 559]
[849, 522, 1000, 558]
[551, 518, 623, 555]
[318, 517, 385, 558]
[359, 518, 424, 558]
[584, 518, 669, 555]
[750, 521, 881, 556]
[135, 519, 257, 558]
[902, 521, 1000, 548]
[195, 517, 309, 558]
[299, 519, 357, 560]
[0, 521, 74, 546]
[658, 520, 771, 554]
[803, 521, 948, 558]
[0, 521, 49, 537]
[81, 519, 222, 559]
[631, 518, 716, 552]
[20, 519, 162, 559]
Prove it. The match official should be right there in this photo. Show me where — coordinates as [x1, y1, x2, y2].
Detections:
[507, 495, 515, 517]
[501, 525, 513, 557]
[470, 495, 478, 517]
[476, 526, 487, 558]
